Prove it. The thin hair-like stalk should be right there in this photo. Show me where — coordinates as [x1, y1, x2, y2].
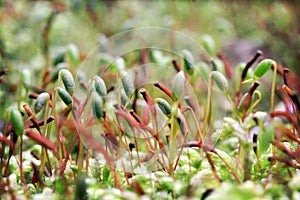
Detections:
[270, 62, 277, 112]
[168, 102, 179, 175]
[40, 96, 51, 178]
[202, 75, 212, 139]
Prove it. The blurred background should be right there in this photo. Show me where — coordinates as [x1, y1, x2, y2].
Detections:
[0, 0, 299, 73]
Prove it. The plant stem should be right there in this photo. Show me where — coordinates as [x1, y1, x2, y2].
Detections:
[19, 137, 25, 183]
[40, 98, 50, 177]
[52, 89, 62, 165]
[77, 139, 84, 176]
[153, 111, 159, 170]
[243, 142, 252, 181]
[169, 102, 179, 175]
[202, 76, 212, 139]
[205, 152, 222, 184]
[169, 115, 176, 175]
[270, 63, 277, 159]
[217, 151, 241, 184]
[85, 148, 90, 176]
[270, 63, 277, 112]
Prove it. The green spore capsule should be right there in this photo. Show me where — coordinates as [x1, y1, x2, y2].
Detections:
[156, 98, 171, 116]
[59, 69, 75, 96]
[197, 62, 211, 82]
[10, 109, 24, 136]
[200, 34, 215, 55]
[52, 63, 68, 81]
[120, 89, 128, 106]
[21, 69, 31, 89]
[254, 59, 275, 79]
[115, 57, 125, 72]
[57, 86, 73, 106]
[92, 93, 104, 120]
[182, 49, 194, 75]
[93, 76, 107, 98]
[34, 92, 50, 113]
[53, 52, 65, 66]
[172, 71, 185, 99]
[211, 71, 228, 93]
[67, 43, 80, 67]
[121, 72, 134, 97]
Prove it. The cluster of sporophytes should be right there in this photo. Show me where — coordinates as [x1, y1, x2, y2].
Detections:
[0, 44, 300, 199]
